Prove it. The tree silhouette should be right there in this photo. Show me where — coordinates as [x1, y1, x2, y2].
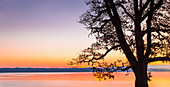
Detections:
[68, 0, 170, 87]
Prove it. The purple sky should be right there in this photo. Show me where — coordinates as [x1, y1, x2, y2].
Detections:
[0, 0, 167, 68]
[0, 0, 97, 67]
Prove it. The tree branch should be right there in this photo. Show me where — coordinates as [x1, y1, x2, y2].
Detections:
[92, 9, 107, 23]
[119, 4, 135, 21]
[121, 66, 132, 71]
[83, 45, 121, 63]
[140, 0, 150, 13]
[144, 0, 154, 61]
[104, 0, 138, 66]
[150, 28, 170, 32]
[141, 0, 163, 22]
[134, 0, 139, 17]
[90, 19, 110, 30]
[148, 56, 170, 63]
[140, 0, 142, 10]
[142, 28, 170, 35]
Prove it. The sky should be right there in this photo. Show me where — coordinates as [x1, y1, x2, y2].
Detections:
[0, 0, 168, 68]
[0, 0, 96, 68]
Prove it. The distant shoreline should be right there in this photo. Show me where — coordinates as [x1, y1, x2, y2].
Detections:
[0, 68, 92, 73]
[0, 67, 170, 72]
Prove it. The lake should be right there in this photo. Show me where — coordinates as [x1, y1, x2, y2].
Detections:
[0, 72, 169, 87]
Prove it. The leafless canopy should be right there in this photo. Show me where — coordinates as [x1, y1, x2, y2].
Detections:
[68, 0, 169, 82]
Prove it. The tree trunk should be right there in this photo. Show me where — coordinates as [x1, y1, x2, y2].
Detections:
[134, 65, 149, 87]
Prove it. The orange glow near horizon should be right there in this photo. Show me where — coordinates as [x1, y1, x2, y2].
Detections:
[0, 49, 169, 68]
[0, 0, 169, 68]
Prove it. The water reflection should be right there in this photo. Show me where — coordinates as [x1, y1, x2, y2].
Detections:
[0, 72, 169, 87]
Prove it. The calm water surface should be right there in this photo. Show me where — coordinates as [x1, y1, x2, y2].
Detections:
[0, 72, 169, 87]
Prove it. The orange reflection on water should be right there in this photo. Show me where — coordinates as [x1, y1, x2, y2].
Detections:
[0, 72, 95, 81]
[149, 72, 170, 87]
[0, 72, 169, 87]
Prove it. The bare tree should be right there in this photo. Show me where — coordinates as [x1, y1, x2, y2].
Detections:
[68, 0, 170, 87]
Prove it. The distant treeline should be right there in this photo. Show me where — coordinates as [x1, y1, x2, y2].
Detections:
[0, 67, 169, 72]
[0, 68, 92, 72]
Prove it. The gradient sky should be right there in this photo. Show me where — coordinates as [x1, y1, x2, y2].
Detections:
[0, 0, 168, 68]
[0, 0, 96, 68]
